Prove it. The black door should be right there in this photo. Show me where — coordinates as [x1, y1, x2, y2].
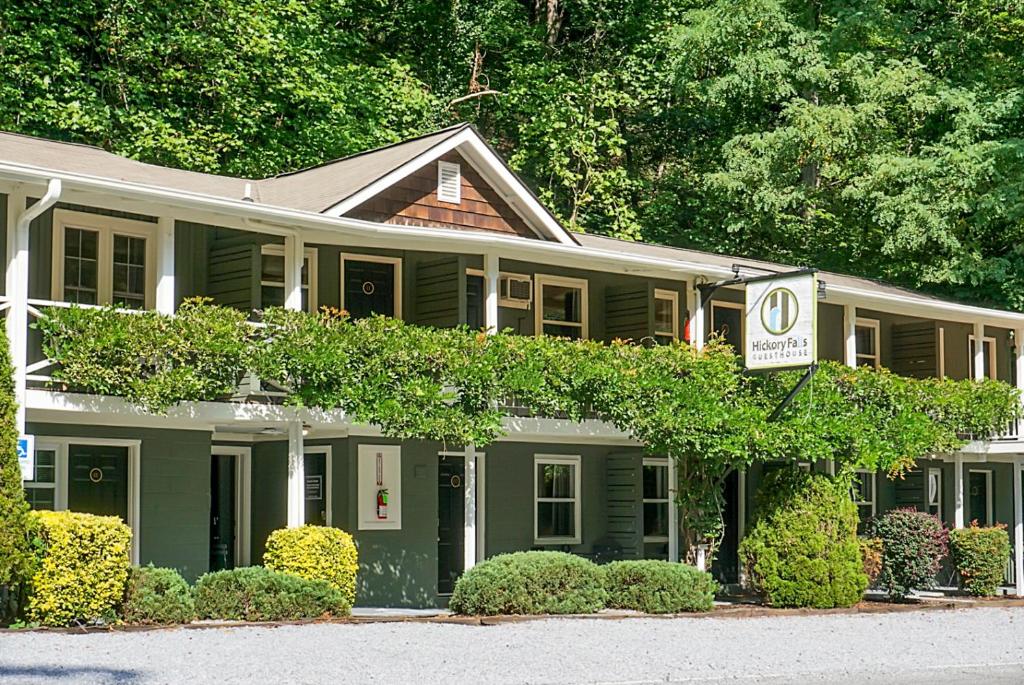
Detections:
[466, 274, 484, 329]
[437, 456, 465, 595]
[210, 454, 236, 571]
[68, 444, 128, 520]
[304, 451, 327, 527]
[344, 259, 396, 319]
[711, 470, 739, 585]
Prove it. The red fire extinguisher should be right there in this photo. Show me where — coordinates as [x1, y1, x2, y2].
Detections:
[376, 488, 389, 520]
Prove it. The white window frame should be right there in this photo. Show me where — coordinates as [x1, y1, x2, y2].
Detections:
[211, 445, 253, 567]
[437, 160, 462, 204]
[466, 268, 533, 310]
[927, 467, 943, 518]
[653, 289, 680, 341]
[855, 317, 881, 369]
[709, 300, 743, 347]
[27, 437, 141, 564]
[968, 469, 994, 525]
[852, 469, 876, 517]
[642, 457, 670, 543]
[303, 444, 333, 528]
[968, 334, 998, 380]
[260, 244, 318, 314]
[51, 209, 157, 309]
[340, 253, 403, 319]
[535, 274, 589, 339]
[534, 454, 582, 545]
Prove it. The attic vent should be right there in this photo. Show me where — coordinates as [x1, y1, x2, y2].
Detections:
[437, 161, 461, 204]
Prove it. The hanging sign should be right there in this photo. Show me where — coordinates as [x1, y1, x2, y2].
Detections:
[744, 271, 818, 370]
[17, 435, 34, 481]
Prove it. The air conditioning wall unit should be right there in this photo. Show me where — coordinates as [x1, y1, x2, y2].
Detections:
[499, 274, 533, 309]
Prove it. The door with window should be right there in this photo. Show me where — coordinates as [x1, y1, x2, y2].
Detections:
[68, 444, 129, 520]
[304, 450, 328, 527]
[343, 257, 400, 319]
[209, 454, 236, 571]
[968, 470, 993, 526]
[437, 456, 465, 595]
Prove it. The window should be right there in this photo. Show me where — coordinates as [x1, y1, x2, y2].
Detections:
[710, 301, 743, 351]
[653, 289, 679, 344]
[52, 210, 155, 309]
[536, 275, 588, 339]
[260, 245, 318, 313]
[23, 446, 58, 511]
[341, 254, 402, 320]
[855, 318, 880, 368]
[851, 469, 875, 526]
[968, 470, 993, 526]
[643, 458, 670, 542]
[534, 455, 581, 544]
[926, 467, 942, 517]
[968, 335, 997, 380]
[437, 161, 461, 204]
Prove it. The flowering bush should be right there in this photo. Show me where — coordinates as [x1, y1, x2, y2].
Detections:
[869, 508, 949, 600]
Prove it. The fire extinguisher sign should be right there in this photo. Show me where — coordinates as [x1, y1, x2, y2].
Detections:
[358, 444, 402, 530]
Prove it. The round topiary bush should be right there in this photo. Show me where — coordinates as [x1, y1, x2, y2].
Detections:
[604, 560, 717, 613]
[264, 525, 358, 607]
[869, 508, 948, 600]
[739, 469, 867, 608]
[949, 523, 1009, 597]
[194, 566, 349, 621]
[449, 551, 607, 615]
[122, 565, 195, 625]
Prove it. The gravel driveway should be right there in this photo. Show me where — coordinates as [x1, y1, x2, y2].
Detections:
[2, 606, 1024, 684]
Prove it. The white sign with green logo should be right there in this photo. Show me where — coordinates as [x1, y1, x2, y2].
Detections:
[744, 271, 817, 370]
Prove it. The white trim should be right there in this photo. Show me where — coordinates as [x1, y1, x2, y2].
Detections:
[155, 217, 175, 314]
[533, 454, 582, 545]
[653, 288, 680, 340]
[286, 421, 304, 527]
[1014, 459, 1023, 596]
[642, 457, 670, 543]
[211, 444, 252, 567]
[927, 466, 943, 519]
[51, 208, 157, 309]
[968, 334, 998, 381]
[436, 160, 461, 204]
[261, 243, 318, 313]
[339, 253, 403, 319]
[303, 444, 333, 527]
[709, 300, 743, 347]
[855, 317, 881, 369]
[852, 469, 876, 517]
[535, 274, 589, 339]
[938, 326, 946, 379]
[968, 468, 994, 526]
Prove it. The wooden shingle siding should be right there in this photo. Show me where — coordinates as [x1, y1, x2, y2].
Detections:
[346, 151, 539, 239]
[891, 321, 938, 379]
[207, 243, 258, 311]
[605, 284, 652, 343]
[413, 256, 465, 328]
[605, 453, 643, 560]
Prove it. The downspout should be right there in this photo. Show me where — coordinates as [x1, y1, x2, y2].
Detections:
[11, 179, 62, 436]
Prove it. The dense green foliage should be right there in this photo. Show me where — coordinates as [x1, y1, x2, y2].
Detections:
[193, 566, 350, 621]
[449, 551, 608, 615]
[264, 526, 359, 607]
[3, 1, 1023, 307]
[37, 302, 1021, 562]
[0, 320, 35, 623]
[949, 523, 1011, 597]
[603, 560, 716, 613]
[121, 565, 196, 625]
[739, 470, 867, 608]
[869, 508, 949, 600]
[27, 510, 132, 626]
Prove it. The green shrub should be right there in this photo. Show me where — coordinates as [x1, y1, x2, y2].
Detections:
[739, 469, 867, 608]
[193, 566, 349, 621]
[449, 551, 607, 615]
[949, 523, 1010, 597]
[604, 560, 716, 613]
[869, 508, 948, 600]
[27, 510, 132, 626]
[264, 525, 358, 606]
[122, 565, 195, 624]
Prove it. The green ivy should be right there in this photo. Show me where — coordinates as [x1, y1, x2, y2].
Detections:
[35, 301, 1022, 562]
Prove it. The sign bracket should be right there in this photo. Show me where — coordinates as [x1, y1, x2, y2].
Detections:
[696, 267, 818, 307]
[767, 362, 819, 422]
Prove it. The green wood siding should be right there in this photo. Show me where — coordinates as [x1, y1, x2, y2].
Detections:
[413, 256, 465, 328]
[891, 322, 939, 379]
[605, 453, 643, 559]
[605, 284, 651, 343]
[207, 242, 259, 310]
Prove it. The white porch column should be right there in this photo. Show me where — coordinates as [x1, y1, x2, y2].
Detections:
[973, 321, 986, 381]
[954, 454, 965, 529]
[737, 468, 747, 585]
[284, 233, 304, 311]
[483, 253, 499, 333]
[690, 286, 705, 351]
[1014, 459, 1023, 596]
[286, 420, 305, 528]
[843, 304, 857, 367]
[1016, 328, 1024, 437]
[464, 445, 477, 571]
[155, 217, 175, 315]
[668, 458, 679, 562]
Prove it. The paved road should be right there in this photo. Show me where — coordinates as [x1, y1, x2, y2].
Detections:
[2, 607, 1024, 684]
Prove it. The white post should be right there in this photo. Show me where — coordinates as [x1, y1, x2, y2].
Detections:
[668, 458, 679, 562]
[696, 544, 708, 572]
[1015, 328, 1024, 438]
[973, 321, 986, 381]
[737, 468, 747, 586]
[483, 253, 499, 333]
[464, 445, 477, 571]
[690, 285, 705, 351]
[954, 454, 964, 529]
[155, 217, 175, 314]
[286, 421, 305, 528]
[843, 304, 857, 367]
[284, 234, 304, 312]
[1014, 459, 1023, 596]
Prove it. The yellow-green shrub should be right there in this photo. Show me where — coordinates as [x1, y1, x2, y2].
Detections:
[264, 525, 358, 606]
[28, 510, 132, 626]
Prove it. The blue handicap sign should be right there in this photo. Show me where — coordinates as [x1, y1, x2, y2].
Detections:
[17, 435, 34, 480]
